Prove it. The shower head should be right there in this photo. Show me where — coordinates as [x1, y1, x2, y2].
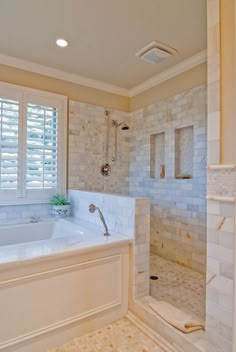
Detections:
[112, 120, 129, 130]
[121, 123, 129, 130]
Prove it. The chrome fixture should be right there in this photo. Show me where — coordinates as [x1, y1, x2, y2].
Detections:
[112, 120, 129, 130]
[89, 204, 110, 237]
[101, 110, 112, 176]
[30, 216, 40, 223]
[101, 163, 111, 176]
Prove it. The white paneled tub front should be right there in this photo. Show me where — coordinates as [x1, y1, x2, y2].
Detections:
[0, 218, 130, 352]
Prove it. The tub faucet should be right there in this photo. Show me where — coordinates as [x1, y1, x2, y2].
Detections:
[89, 204, 110, 237]
[30, 216, 40, 223]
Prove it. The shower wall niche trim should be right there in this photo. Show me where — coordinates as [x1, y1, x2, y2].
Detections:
[175, 125, 193, 179]
[150, 132, 165, 178]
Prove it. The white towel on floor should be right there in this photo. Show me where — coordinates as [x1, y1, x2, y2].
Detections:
[149, 301, 205, 333]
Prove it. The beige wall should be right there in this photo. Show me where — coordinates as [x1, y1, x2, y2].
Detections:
[220, 0, 236, 163]
[129, 62, 207, 111]
[0, 64, 130, 112]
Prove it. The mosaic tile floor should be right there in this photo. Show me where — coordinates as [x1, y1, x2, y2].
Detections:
[48, 317, 164, 352]
[150, 255, 206, 319]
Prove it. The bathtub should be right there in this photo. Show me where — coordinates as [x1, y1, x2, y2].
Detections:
[0, 219, 87, 247]
[0, 218, 130, 352]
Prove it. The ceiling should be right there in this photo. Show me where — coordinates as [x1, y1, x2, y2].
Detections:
[0, 0, 207, 90]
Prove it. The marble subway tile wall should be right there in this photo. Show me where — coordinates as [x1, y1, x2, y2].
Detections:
[68, 189, 150, 300]
[129, 85, 207, 273]
[68, 101, 130, 195]
[206, 166, 236, 352]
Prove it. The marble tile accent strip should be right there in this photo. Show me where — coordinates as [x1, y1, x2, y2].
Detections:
[207, 164, 236, 170]
[207, 168, 236, 198]
[206, 196, 235, 203]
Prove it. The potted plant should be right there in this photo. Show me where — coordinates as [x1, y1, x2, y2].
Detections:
[50, 193, 70, 217]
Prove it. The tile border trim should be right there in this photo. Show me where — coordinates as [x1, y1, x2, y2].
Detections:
[206, 195, 236, 203]
[207, 164, 236, 170]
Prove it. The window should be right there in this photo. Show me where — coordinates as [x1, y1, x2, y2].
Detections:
[0, 83, 67, 204]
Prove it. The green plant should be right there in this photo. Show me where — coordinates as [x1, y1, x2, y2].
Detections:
[50, 193, 70, 206]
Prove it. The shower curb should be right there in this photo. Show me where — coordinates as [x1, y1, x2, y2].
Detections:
[126, 311, 184, 352]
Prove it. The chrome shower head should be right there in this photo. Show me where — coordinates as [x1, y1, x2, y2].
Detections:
[112, 120, 129, 130]
[121, 123, 129, 130]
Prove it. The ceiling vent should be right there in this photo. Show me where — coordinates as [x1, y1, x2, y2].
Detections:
[136, 41, 177, 64]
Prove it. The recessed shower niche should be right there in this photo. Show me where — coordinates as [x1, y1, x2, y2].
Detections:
[150, 132, 165, 178]
[175, 125, 193, 179]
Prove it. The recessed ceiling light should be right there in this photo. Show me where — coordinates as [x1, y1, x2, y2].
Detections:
[56, 38, 68, 47]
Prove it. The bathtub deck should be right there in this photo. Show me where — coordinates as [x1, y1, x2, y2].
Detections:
[0, 217, 130, 267]
[48, 317, 164, 352]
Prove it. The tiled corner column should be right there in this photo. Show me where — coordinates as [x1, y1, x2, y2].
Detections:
[68, 190, 150, 300]
[207, 0, 221, 164]
[132, 198, 150, 299]
[206, 166, 236, 352]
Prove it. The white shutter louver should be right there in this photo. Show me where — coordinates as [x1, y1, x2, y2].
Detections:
[0, 83, 66, 204]
[26, 103, 58, 190]
[0, 98, 19, 190]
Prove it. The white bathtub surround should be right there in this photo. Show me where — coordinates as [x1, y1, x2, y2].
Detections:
[0, 218, 129, 266]
[0, 203, 52, 225]
[68, 189, 150, 299]
[0, 217, 129, 352]
[68, 101, 130, 194]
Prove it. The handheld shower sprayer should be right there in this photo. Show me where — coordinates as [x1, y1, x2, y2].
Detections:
[89, 204, 110, 237]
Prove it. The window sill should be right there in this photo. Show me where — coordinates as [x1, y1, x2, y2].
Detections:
[0, 199, 51, 206]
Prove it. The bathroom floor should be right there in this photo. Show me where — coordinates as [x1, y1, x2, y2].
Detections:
[150, 254, 206, 319]
[48, 317, 164, 352]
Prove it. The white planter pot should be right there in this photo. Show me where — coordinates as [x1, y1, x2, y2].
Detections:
[52, 205, 70, 217]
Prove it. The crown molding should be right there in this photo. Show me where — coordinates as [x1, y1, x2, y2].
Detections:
[0, 53, 130, 97]
[0, 50, 207, 98]
[128, 49, 207, 97]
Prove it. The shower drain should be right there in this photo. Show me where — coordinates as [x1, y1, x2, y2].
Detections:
[150, 275, 159, 280]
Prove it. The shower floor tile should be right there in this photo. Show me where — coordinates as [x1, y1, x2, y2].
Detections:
[150, 254, 206, 319]
[48, 317, 164, 352]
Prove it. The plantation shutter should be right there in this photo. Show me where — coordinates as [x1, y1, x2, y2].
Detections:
[0, 98, 19, 190]
[26, 103, 58, 190]
[0, 83, 67, 204]
[0, 86, 23, 202]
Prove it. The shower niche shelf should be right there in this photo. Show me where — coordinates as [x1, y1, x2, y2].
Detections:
[150, 132, 165, 178]
[175, 125, 193, 179]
